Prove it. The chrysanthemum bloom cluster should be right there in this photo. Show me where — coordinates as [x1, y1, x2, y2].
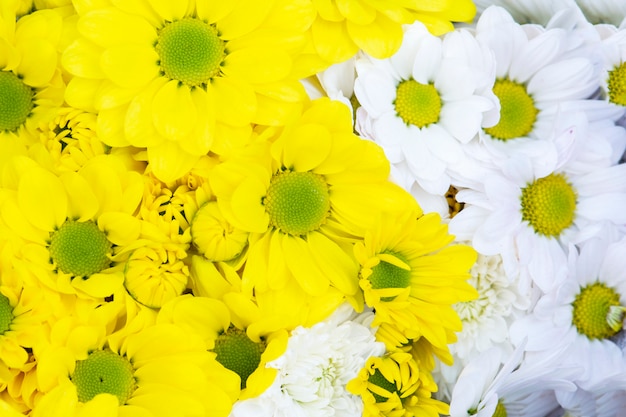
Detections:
[0, 0, 480, 416]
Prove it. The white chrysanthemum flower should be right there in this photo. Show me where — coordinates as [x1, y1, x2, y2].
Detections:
[228, 304, 385, 417]
[470, 6, 626, 175]
[594, 22, 626, 112]
[510, 232, 626, 390]
[450, 121, 626, 293]
[448, 343, 579, 417]
[473, 0, 576, 25]
[576, 0, 626, 25]
[354, 20, 499, 195]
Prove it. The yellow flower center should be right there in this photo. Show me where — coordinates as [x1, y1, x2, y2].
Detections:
[492, 401, 508, 417]
[520, 173, 577, 237]
[446, 185, 464, 219]
[368, 369, 398, 402]
[264, 171, 331, 236]
[607, 62, 626, 106]
[0, 294, 14, 335]
[191, 201, 249, 261]
[71, 349, 136, 405]
[394, 79, 441, 128]
[0, 71, 34, 132]
[49, 220, 112, 277]
[368, 251, 412, 291]
[212, 328, 266, 389]
[156, 18, 225, 86]
[572, 282, 625, 340]
[484, 79, 538, 140]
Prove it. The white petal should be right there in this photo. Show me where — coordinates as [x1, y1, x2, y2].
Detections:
[411, 35, 442, 83]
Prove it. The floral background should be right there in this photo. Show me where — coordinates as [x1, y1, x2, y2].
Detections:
[1, 0, 626, 416]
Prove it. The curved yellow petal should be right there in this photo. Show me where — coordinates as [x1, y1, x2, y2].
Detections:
[76, 394, 119, 417]
[300, 97, 353, 134]
[97, 105, 132, 147]
[149, 0, 189, 22]
[282, 234, 330, 296]
[157, 295, 230, 343]
[336, 0, 376, 25]
[15, 9, 63, 45]
[346, 13, 403, 59]
[15, 39, 57, 87]
[311, 17, 356, 63]
[151, 80, 197, 140]
[101, 44, 159, 89]
[95, 80, 142, 110]
[210, 77, 256, 127]
[147, 141, 198, 183]
[0, 38, 20, 71]
[230, 177, 269, 233]
[195, 0, 236, 23]
[124, 77, 166, 147]
[308, 230, 358, 295]
[60, 172, 99, 221]
[18, 167, 67, 231]
[312, 0, 343, 21]
[214, 0, 272, 39]
[64, 77, 101, 112]
[252, 85, 306, 126]
[178, 87, 215, 156]
[78, 8, 157, 48]
[97, 212, 140, 246]
[279, 123, 332, 171]
[412, 13, 455, 36]
[222, 47, 291, 84]
[62, 38, 106, 79]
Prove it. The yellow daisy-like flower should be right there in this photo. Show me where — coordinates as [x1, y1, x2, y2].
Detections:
[1, 155, 142, 299]
[0, 6, 65, 167]
[0, 356, 40, 413]
[355, 209, 478, 356]
[211, 97, 413, 298]
[157, 293, 288, 401]
[304, 0, 476, 70]
[62, 0, 314, 182]
[33, 311, 234, 417]
[347, 351, 449, 417]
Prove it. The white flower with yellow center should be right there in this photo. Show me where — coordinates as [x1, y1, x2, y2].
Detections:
[594, 22, 626, 114]
[354, 20, 498, 195]
[228, 304, 385, 417]
[510, 233, 626, 390]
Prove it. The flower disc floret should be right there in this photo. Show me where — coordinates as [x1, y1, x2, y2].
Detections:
[368, 251, 412, 291]
[394, 79, 441, 128]
[572, 282, 624, 340]
[156, 18, 225, 86]
[493, 401, 508, 417]
[49, 220, 112, 277]
[213, 328, 266, 389]
[71, 349, 136, 405]
[367, 369, 398, 402]
[264, 171, 331, 236]
[520, 173, 577, 237]
[484, 79, 538, 140]
[0, 71, 35, 132]
[607, 62, 626, 106]
[0, 294, 14, 335]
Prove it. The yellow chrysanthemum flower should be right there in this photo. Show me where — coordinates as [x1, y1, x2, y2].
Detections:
[0, 356, 40, 413]
[347, 351, 449, 417]
[34, 308, 234, 417]
[0, 6, 66, 168]
[62, 0, 314, 181]
[303, 0, 476, 72]
[211, 98, 412, 299]
[355, 208, 478, 356]
[1, 155, 142, 299]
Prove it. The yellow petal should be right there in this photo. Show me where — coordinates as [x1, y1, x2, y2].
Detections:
[95, 80, 142, 110]
[15, 39, 57, 87]
[149, 0, 189, 22]
[0, 38, 20, 71]
[124, 77, 167, 147]
[346, 14, 403, 59]
[222, 47, 291, 84]
[124, 324, 205, 365]
[300, 97, 353, 134]
[151, 80, 197, 140]
[1, 196, 48, 244]
[336, 0, 376, 25]
[97, 105, 132, 147]
[78, 8, 157, 48]
[76, 394, 119, 417]
[60, 172, 99, 221]
[311, 17, 356, 63]
[15, 9, 63, 44]
[413, 13, 455, 36]
[252, 88, 305, 126]
[282, 234, 330, 295]
[213, 0, 272, 39]
[195, 0, 236, 23]
[64, 77, 100, 112]
[210, 77, 256, 126]
[266, 230, 289, 290]
[230, 177, 269, 233]
[157, 295, 230, 342]
[97, 212, 140, 246]
[128, 387, 205, 417]
[308, 231, 358, 294]
[118, 405, 154, 417]
[18, 167, 67, 231]
[178, 87, 215, 156]
[147, 141, 198, 183]
[62, 38, 106, 79]
[312, 0, 343, 21]
[278, 123, 332, 171]
[101, 44, 159, 89]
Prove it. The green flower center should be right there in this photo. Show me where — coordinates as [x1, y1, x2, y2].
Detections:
[368, 251, 412, 291]
[49, 220, 112, 277]
[607, 62, 626, 106]
[156, 18, 225, 86]
[572, 282, 624, 340]
[0, 294, 14, 335]
[264, 171, 331, 236]
[71, 349, 136, 405]
[394, 79, 441, 128]
[212, 328, 266, 389]
[484, 78, 538, 140]
[0, 71, 35, 132]
[368, 369, 398, 403]
[520, 173, 577, 237]
[492, 401, 507, 417]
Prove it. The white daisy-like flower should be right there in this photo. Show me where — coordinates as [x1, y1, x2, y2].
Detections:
[473, 0, 576, 26]
[594, 22, 626, 110]
[471, 6, 622, 176]
[435, 250, 531, 400]
[509, 231, 626, 390]
[228, 303, 385, 417]
[354, 20, 499, 195]
[576, 0, 626, 25]
[448, 342, 579, 417]
[449, 121, 626, 293]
